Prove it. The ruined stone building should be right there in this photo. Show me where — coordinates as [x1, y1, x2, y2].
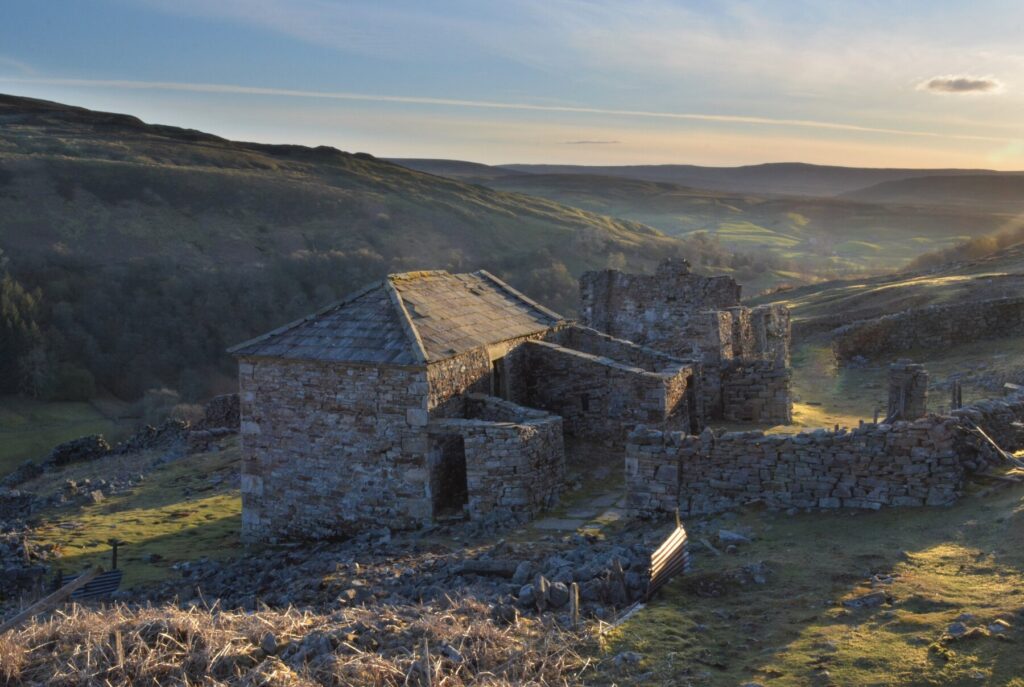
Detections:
[231, 270, 698, 543]
[579, 259, 792, 424]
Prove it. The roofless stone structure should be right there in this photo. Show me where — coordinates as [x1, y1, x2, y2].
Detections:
[231, 270, 698, 543]
[579, 259, 792, 423]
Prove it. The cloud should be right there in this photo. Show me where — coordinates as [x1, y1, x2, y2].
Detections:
[0, 56, 36, 75]
[919, 75, 1004, 94]
[562, 139, 620, 145]
[0, 76, 1014, 144]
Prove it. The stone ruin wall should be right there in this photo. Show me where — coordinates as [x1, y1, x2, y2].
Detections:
[626, 393, 1024, 519]
[720, 359, 792, 424]
[429, 395, 564, 519]
[832, 296, 1024, 361]
[579, 261, 792, 424]
[516, 339, 695, 445]
[239, 357, 432, 544]
[578, 258, 742, 352]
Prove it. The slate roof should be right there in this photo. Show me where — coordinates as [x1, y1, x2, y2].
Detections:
[229, 270, 564, 365]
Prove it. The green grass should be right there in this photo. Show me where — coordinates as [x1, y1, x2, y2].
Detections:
[603, 482, 1024, 685]
[27, 443, 242, 587]
[0, 396, 131, 477]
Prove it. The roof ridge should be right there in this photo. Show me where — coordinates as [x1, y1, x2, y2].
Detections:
[383, 279, 429, 364]
[474, 270, 564, 322]
[226, 279, 385, 355]
[387, 269, 452, 281]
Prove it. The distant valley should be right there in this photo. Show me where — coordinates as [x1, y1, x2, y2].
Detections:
[392, 158, 1023, 276]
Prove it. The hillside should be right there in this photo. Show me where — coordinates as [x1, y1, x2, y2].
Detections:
[843, 174, 1024, 210]
[0, 93, 699, 401]
[386, 157, 530, 181]
[753, 241, 1024, 331]
[494, 162, 1024, 197]
[0, 95, 682, 278]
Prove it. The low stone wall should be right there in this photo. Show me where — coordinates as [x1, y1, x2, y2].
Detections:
[832, 296, 1024, 361]
[195, 393, 240, 430]
[430, 396, 564, 519]
[627, 392, 1024, 519]
[627, 419, 963, 518]
[951, 395, 1024, 454]
[0, 488, 33, 521]
[720, 360, 792, 424]
[521, 340, 693, 444]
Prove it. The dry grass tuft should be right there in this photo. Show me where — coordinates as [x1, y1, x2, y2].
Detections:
[1, 597, 593, 686]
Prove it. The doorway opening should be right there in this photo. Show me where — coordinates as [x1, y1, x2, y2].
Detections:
[492, 357, 506, 399]
[430, 435, 468, 520]
[686, 374, 700, 434]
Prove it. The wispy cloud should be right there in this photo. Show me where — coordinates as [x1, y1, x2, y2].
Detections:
[562, 139, 619, 145]
[0, 56, 36, 75]
[919, 75, 1004, 94]
[0, 76, 1013, 144]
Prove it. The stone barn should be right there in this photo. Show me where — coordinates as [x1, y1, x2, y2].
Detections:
[231, 270, 699, 543]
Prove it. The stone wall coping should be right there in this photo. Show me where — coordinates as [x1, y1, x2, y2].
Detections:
[629, 413, 961, 446]
[557, 324, 697, 371]
[429, 410, 562, 432]
[525, 340, 683, 380]
[464, 393, 555, 420]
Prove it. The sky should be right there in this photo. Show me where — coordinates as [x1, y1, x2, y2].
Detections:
[1, 0, 1024, 168]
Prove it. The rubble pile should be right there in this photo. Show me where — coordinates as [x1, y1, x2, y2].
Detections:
[139, 519, 658, 621]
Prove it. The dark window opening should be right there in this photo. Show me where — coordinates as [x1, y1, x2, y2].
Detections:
[430, 435, 468, 520]
[581, 393, 591, 412]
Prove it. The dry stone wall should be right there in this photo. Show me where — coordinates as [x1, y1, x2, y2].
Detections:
[627, 392, 1024, 519]
[239, 357, 432, 544]
[430, 395, 564, 518]
[951, 395, 1024, 455]
[832, 296, 1024, 361]
[627, 419, 963, 518]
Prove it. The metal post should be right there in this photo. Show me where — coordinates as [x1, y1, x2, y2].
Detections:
[107, 538, 124, 570]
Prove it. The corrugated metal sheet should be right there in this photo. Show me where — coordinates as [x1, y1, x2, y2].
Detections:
[62, 570, 124, 599]
[647, 522, 690, 600]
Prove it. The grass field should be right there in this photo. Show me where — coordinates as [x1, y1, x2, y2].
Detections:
[26, 443, 241, 587]
[603, 477, 1024, 686]
[0, 396, 132, 477]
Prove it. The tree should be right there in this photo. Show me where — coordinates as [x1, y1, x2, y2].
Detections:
[0, 271, 45, 394]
